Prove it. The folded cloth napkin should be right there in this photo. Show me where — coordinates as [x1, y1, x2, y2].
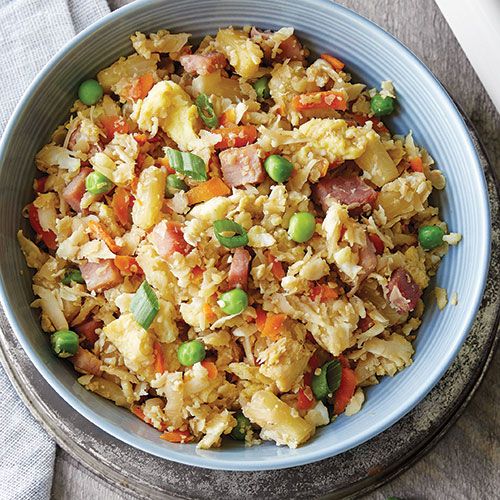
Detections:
[0, 1, 110, 498]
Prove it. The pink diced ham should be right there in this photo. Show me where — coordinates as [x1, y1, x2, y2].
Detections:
[79, 260, 123, 292]
[358, 236, 377, 277]
[386, 268, 422, 313]
[70, 347, 102, 376]
[151, 220, 192, 259]
[179, 51, 227, 76]
[219, 144, 265, 187]
[74, 317, 103, 345]
[227, 248, 251, 290]
[313, 174, 378, 213]
[63, 167, 92, 212]
[250, 28, 307, 62]
[277, 35, 307, 62]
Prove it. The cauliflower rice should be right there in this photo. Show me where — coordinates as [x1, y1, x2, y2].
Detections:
[18, 27, 461, 449]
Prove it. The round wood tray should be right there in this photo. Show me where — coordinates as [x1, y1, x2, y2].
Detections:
[0, 116, 498, 499]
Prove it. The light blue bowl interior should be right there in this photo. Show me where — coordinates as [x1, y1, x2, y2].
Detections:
[0, 0, 490, 470]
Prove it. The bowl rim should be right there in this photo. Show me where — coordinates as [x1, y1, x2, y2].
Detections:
[0, 0, 491, 471]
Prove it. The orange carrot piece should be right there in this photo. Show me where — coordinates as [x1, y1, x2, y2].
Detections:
[334, 366, 357, 415]
[201, 360, 218, 380]
[129, 73, 155, 100]
[111, 187, 132, 227]
[160, 430, 193, 443]
[261, 313, 286, 340]
[409, 156, 424, 173]
[310, 284, 339, 302]
[155, 157, 176, 174]
[320, 53, 345, 71]
[88, 220, 121, 253]
[213, 125, 257, 150]
[351, 113, 389, 134]
[203, 303, 217, 323]
[255, 308, 267, 332]
[28, 204, 57, 250]
[266, 252, 285, 280]
[100, 115, 129, 141]
[192, 266, 205, 279]
[291, 91, 347, 112]
[153, 341, 166, 374]
[297, 386, 315, 410]
[186, 177, 231, 205]
[114, 255, 143, 275]
[338, 354, 350, 368]
[219, 109, 236, 127]
[133, 133, 149, 145]
[132, 406, 146, 421]
[308, 352, 321, 371]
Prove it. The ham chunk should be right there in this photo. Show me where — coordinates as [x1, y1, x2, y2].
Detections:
[74, 317, 103, 345]
[179, 51, 227, 75]
[358, 236, 377, 277]
[227, 248, 251, 290]
[250, 28, 307, 62]
[277, 35, 307, 62]
[63, 167, 92, 212]
[70, 347, 102, 376]
[313, 174, 378, 213]
[150, 220, 192, 259]
[387, 268, 422, 313]
[219, 144, 264, 187]
[79, 260, 123, 292]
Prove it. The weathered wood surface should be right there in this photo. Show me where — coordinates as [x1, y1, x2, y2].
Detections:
[51, 1, 499, 498]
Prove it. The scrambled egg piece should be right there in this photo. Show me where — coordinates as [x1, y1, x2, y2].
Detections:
[103, 313, 155, 381]
[295, 119, 372, 165]
[133, 81, 200, 151]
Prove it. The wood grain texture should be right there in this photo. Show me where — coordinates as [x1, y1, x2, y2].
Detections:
[51, 1, 499, 498]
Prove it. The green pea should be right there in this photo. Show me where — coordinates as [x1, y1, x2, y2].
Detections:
[85, 171, 114, 195]
[218, 288, 248, 315]
[418, 225, 445, 250]
[165, 174, 189, 198]
[62, 269, 84, 286]
[264, 155, 294, 183]
[370, 94, 395, 117]
[51, 330, 79, 358]
[230, 412, 251, 440]
[288, 212, 316, 243]
[253, 76, 271, 100]
[177, 340, 206, 366]
[78, 79, 103, 106]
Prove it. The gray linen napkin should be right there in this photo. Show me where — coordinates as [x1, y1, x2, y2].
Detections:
[0, 1, 110, 498]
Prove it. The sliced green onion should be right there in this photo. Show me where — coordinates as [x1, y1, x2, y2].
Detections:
[131, 281, 159, 330]
[311, 359, 342, 400]
[166, 148, 207, 181]
[195, 93, 219, 128]
[165, 174, 189, 198]
[62, 269, 84, 286]
[213, 219, 248, 248]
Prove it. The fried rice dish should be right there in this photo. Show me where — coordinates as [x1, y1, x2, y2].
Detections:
[18, 26, 461, 448]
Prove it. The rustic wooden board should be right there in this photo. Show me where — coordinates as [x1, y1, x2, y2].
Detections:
[22, 0, 500, 497]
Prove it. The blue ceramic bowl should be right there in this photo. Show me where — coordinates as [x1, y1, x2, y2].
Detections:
[0, 0, 490, 470]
